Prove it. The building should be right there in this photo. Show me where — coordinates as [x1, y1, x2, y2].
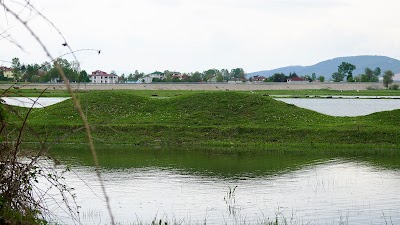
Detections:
[149, 71, 165, 80]
[252, 75, 266, 82]
[89, 70, 118, 84]
[142, 76, 153, 83]
[171, 72, 183, 80]
[287, 77, 309, 83]
[0, 66, 14, 79]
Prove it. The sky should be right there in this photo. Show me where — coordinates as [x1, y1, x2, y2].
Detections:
[1, 0, 400, 75]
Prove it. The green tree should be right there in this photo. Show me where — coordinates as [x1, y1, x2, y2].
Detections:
[44, 58, 78, 82]
[190, 71, 203, 82]
[373, 67, 381, 77]
[382, 70, 394, 88]
[171, 77, 180, 82]
[203, 69, 222, 81]
[311, 73, 316, 81]
[127, 73, 134, 81]
[120, 74, 126, 83]
[0, 70, 5, 81]
[317, 76, 325, 82]
[221, 69, 231, 81]
[364, 67, 374, 81]
[288, 72, 298, 78]
[361, 67, 380, 82]
[303, 75, 312, 81]
[11, 57, 21, 81]
[269, 73, 287, 82]
[164, 70, 172, 82]
[354, 74, 362, 82]
[216, 74, 224, 82]
[78, 70, 89, 82]
[133, 70, 144, 81]
[230, 68, 245, 79]
[333, 62, 356, 82]
[23, 64, 40, 82]
[331, 72, 344, 82]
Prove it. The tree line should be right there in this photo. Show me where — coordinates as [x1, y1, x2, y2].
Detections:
[330, 62, 395, 88]
[263, 72, 325, 82]
[259, 61, 396, 88]
[0, 57, 89, 83]
[120, 68, 246, 83]
[0, 58, 397, 87]
[1, 57, 247, 83]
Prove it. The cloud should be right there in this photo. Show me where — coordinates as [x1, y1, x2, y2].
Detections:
[1, 0, 400, 74]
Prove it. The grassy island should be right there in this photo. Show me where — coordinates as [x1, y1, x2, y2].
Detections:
[5, 90, 399, 155]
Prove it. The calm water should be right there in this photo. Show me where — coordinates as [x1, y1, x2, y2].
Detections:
[39, 149, 400, 225]
[1, 97, 69, 108]
[275, 98, 400, 116]
[21, 96, 400, 224]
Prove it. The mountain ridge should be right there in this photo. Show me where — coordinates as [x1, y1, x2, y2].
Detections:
[247, 55, 400, 79]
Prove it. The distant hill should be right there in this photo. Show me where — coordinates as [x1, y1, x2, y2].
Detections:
[247, 55, 400, 80]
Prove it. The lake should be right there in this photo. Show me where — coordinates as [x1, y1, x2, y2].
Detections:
[40, 148, 400, 225]
[10, 95, 400, 224]
[1, 97, 70, 108]
[275, 98, 400, 116]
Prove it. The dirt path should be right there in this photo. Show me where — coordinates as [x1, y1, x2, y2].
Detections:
[1, 82, 384, 91]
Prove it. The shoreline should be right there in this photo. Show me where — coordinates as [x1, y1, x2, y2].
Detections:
[1, 82, 385, 91]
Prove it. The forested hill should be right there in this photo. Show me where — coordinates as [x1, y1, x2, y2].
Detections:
[248, 55, 400, 79]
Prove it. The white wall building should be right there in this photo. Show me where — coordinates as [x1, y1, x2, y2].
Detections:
[0, 66, 14, 79]
[89, 70, 118, 84]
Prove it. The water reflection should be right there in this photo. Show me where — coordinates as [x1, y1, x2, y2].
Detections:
[43, 148, 400, 225]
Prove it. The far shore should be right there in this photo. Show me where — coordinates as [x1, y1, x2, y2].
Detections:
[1, 82, 387, 91]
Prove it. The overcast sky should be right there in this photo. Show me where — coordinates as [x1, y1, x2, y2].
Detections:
[1, 0, 400, 75]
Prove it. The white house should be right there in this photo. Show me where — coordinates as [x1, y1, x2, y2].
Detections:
[0, 66, 14, 79]
[142, 76, 152, 83]
[89, 70, 118, 84]
[149, 71, 165, 80]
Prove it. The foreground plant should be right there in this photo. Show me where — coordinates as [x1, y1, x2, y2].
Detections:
[1, 1, 114, 223]
[0, 91, 81, 224]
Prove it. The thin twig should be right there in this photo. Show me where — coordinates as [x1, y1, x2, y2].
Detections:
[0, 2, 115, 224]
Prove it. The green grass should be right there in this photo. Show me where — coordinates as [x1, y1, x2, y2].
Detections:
[110, 89, 400, 98]
[6, 90, 400, 152]
[1, 87, 70, 97]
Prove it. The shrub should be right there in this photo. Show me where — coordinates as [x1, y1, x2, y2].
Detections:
[390, 84, 399, 90]
[366, 86, 377, 90]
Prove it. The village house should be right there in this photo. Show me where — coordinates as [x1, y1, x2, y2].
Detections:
[139, 71, 166, 83]
[89, 70, 118, 84]
[171, 72, 183, 80]
[287, 77, 309, 83]
[228, 78, 246, 84]
[141, 76, 153, 83]
[149, 71, 165, 80]
[0, 66, 14, 79]
[252, 75, 266, 82]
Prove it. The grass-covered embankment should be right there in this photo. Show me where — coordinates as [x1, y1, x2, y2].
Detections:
[7, 90, 400, 151]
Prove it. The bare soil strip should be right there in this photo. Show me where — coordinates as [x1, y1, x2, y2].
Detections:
[1, 82, 384, 91]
